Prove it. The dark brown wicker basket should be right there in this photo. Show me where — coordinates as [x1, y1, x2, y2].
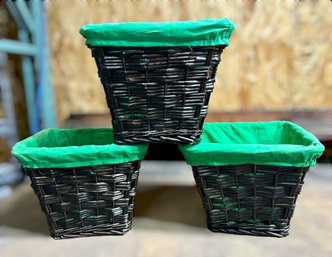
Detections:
[192, 164, 309, 238]
[24, 161, 141, 239]
[90, 45, 225, 144]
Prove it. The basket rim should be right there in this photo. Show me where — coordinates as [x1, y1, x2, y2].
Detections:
[12, 128, 148, 169]
[80, 18, 234, 47]
[179, 121, 324, 167]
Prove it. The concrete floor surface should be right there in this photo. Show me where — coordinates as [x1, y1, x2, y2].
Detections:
[0, 163, 331, 257]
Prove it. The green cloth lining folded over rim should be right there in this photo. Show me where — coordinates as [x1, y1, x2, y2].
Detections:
[80, 18, 234, 47]
[11, 128, 148, 169]
[179, 121, 324, 167]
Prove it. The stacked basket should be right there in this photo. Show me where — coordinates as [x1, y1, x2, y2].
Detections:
[12, 18, 324, 239]
[79, 18, 235, 145]
[12, 128, 148, 239]
[11, 18, 234, 239]
[178, 121, 324, 237]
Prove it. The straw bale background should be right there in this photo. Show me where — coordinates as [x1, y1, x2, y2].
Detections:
[46, 0, 332, 125]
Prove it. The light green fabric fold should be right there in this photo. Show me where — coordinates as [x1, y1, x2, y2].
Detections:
[11, 128, 148, 169]
[179, 121, 324, 167]
[80, 18, 234, 47]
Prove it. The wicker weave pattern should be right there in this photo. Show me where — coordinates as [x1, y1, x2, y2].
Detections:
[24, 161, 141, 239]
[192, 164, 309, 237]
[91, 46, 224, 144]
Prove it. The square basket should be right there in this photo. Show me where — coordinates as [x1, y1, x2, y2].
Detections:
[179, 121, 324, 237]
[11, 128, 148, 239]
[80, 18, 234, 144]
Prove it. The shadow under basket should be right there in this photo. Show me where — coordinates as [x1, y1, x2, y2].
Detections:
[90, 45, 225, 144]
[192, 164, 309, 238]
[24, 161, 141, 239]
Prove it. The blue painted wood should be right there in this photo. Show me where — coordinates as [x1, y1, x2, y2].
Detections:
[13, 1, 34, 34]
[32, 1, 42, 131]
[0, 53, 18, 146]
[32, 1, 57, 129]
[3, 0, 57, 133]
[18, 30, 39, 133]
[6, 1, 33, 33]
[0, 39, 37, 56]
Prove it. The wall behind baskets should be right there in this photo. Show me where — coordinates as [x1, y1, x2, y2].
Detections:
[46, 0, 332, 125]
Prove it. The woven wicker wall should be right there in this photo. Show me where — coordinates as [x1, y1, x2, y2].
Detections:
[46, 0, 332, 125]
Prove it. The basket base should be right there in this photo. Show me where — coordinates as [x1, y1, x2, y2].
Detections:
[114, 130, 202, 144]
[207, 223, 289, 238]
[51, 222, 132, 240]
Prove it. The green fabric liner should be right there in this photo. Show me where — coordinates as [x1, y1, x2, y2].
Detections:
[80, 18, 234, 47]
[179, 121, 324, 167]
[11, 128, 148, 169]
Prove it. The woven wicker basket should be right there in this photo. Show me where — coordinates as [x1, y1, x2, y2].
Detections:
[24, 162, 140, 239]
[12, 128, 147, 239]
[179, 121, 324, 237]
[80, 19, 234, 144]
[91, 45, 224, 144]
[192, 164, 309, 237]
